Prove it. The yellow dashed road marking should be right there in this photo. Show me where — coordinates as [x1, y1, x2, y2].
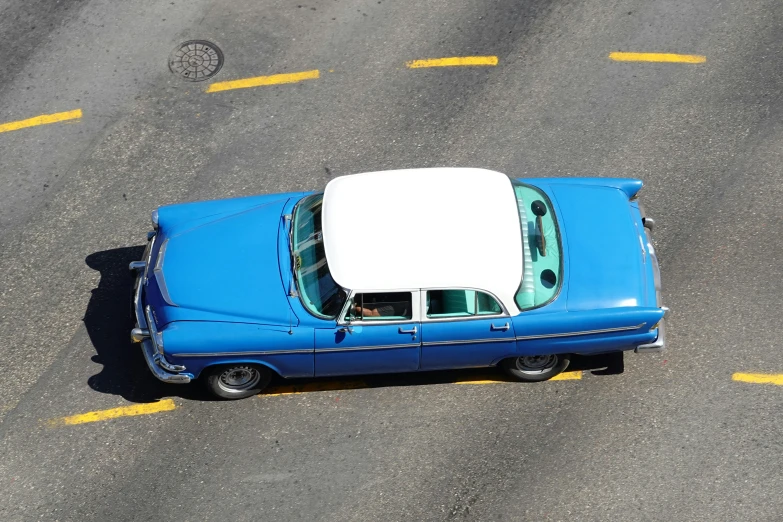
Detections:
[550, 371, 583, 381]
[455, 371, 582, 384]
[406, 56, 499, 68]
[609, 52, 706, 64]
[48, 399, 176, 426]
[732, 373, 783, 386]
[0, 109, 82, 134]
[206, 70, 320, 93]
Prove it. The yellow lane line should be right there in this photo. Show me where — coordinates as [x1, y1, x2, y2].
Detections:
[406, 56, 499, 69]
[609, 52, 706, 64]
[48, 399, 176, 426]
[550, 371, 583, 381]
[206, 70, 320, 93]
[732, 373, 783, 386]
[455, 371, 582, 384]
[260, 380, 369, 396]
[0, 109, 82, 134]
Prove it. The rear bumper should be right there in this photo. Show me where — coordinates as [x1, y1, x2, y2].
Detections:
[130, 236, 194, 384]
[635, 203, 668, 353]
[635, 307, 668, 353]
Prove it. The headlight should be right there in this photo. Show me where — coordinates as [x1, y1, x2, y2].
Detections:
[151, 209, 159, 230]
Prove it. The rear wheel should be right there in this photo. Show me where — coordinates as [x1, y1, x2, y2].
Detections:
[502, 354, 570, 382]
[205, 364, 272, 399]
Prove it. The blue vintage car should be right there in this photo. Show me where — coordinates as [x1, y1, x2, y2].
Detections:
[130, 168, 667, 399]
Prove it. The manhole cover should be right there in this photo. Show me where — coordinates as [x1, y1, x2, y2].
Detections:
[169, 40, 224, 81]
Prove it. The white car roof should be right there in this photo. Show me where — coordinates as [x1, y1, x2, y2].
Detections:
[322, 168, 523, 313]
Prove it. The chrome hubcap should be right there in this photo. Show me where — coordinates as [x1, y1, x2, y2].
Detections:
[515, 355, 558, 374]
[217, 366, 261, 393]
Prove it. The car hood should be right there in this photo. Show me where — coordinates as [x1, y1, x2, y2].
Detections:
[549, 184, 648, 311]
[152, 198, 297, 326]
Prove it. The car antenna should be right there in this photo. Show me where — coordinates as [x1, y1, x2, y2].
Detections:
[288, 306, 293, 335]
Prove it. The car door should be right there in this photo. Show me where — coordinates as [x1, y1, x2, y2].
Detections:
[314, 291, 421, 376]
[420, 289, 517, 370]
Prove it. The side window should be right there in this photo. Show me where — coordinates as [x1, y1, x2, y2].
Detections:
[426, 290, 503, 318]
[476, 291, 503, 315]
[347, 292, 413, 321]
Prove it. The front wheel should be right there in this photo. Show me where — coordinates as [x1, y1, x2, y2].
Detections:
[502, 354, 570, 382]
[205, 364, 272, 399]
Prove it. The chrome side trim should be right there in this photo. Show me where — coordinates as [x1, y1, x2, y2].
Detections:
[422, 337, 513, 347]
[515, 323, 645, 341]
[315, 343, 416, 354]
[172, 349, 313, 357]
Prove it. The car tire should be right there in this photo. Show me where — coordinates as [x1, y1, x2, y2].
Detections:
[501, 354, 570, 382]
[205, 364, 272, 399]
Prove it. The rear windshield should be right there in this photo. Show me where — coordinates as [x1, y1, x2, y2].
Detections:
[512, 181, 563, 310]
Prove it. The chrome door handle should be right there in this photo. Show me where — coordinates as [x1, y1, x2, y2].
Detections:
[398, 326, 417, 335]
[490, 322, 510, 332]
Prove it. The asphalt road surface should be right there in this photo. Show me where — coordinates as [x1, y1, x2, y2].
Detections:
[1, 0, 782, 520]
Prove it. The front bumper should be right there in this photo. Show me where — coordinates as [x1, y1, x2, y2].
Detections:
[130, 236, 194, 383]
[635, 204, 668, 353]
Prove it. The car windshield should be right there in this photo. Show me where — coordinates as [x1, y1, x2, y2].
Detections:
[512, 181, 563, 310]
[291, 194, 347, 318]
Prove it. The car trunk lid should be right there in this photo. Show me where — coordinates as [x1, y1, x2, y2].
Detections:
[549, 184, 648, 311]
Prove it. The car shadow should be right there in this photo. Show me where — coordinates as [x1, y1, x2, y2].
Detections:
[259, 353, 624, 396]
[85, 246, 210, 403]
[84, 246, 623, 403]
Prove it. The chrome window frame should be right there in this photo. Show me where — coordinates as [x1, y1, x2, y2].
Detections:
[337, 289, 421, 326]
[419, 287, 509, 323]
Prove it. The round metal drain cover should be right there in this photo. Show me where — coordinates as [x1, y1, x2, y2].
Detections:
[169, 40, 223, 81]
